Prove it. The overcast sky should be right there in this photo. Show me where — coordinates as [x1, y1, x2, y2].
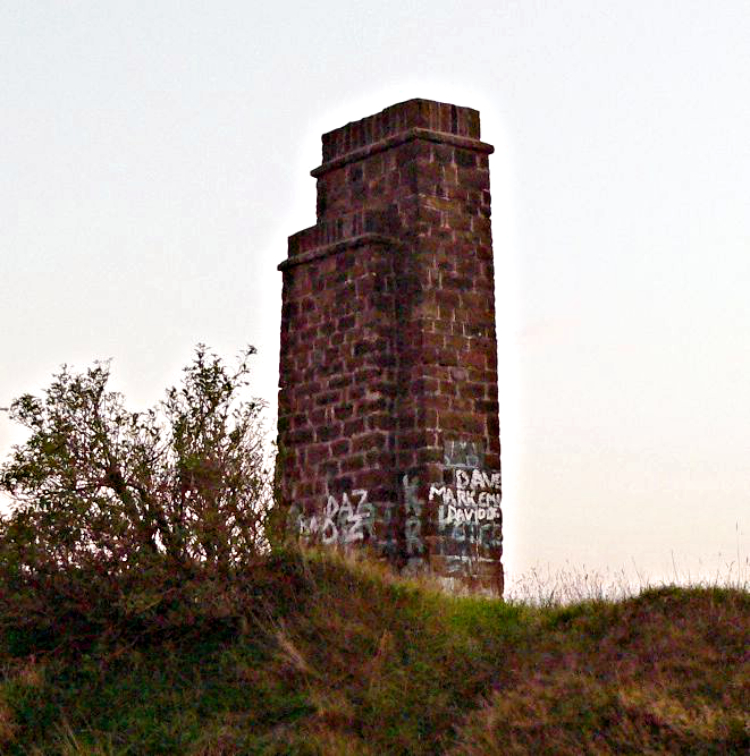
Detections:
[2, 1, 748, 586]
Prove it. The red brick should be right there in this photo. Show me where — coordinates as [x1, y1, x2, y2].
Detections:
[278, 99, 502, 596]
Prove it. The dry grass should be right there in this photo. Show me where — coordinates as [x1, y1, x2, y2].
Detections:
[0, 548, 747, 754]
[505, 550, 750, 607]
[450, 585, 749, 755]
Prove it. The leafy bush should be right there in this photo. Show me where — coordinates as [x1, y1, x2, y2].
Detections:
[0, 346, 273, 649]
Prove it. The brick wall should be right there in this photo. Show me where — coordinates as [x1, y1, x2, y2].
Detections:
[278, 99, 502, 594]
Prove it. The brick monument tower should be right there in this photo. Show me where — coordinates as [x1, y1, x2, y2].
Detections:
[278, 99, 502, 594]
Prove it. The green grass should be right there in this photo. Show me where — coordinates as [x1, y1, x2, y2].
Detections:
[0, 550, 747, 754]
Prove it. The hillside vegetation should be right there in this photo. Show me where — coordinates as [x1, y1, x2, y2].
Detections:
[0, 549, 747, 755]
[0, 353, 746, 753]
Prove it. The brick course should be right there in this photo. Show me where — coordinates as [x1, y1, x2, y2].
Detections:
[278, 99, 502, 594]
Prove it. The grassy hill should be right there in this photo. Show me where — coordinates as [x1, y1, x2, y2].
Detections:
[0, 550, 747, 755]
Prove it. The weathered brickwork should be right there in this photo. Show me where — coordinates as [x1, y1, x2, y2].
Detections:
[278, 99, 502, 594]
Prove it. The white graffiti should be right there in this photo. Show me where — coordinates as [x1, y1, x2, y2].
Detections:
[455, 468, 501, 491]
[403, 475, 424, 558]
[293, 489, 374, 546]
[443, 439, 483, 468]
[438, 505, 500, 526]
[430, 485, 501, 509]
[373, 499, 399, 558]
[429, 468, 503, 553]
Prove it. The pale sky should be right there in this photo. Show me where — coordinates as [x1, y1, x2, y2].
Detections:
[2, 1, 748, 586]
